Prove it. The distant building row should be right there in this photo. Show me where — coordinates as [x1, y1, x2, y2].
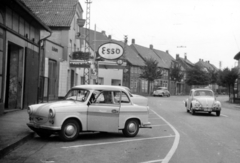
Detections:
[0, 0, 218, 114]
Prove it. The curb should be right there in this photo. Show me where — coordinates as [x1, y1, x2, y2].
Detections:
[0, 132, 35, 159]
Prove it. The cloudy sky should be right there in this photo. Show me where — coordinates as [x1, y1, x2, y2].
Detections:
[79, 0, 240, 69]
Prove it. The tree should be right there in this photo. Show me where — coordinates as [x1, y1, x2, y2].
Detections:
[219, 67, 238, 97]
[185, 65, 210, 86]
[140, 58, 163, 94]
[208, 69, 218, 84]
[170, 64, 184, 82]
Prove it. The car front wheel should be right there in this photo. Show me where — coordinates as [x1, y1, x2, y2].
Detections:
[59, 119, 80, 141]
[216, 111, 221, 116]
[122, 119, 139, 137]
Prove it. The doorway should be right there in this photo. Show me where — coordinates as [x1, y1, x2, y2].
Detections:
[5, 43, 23, 109]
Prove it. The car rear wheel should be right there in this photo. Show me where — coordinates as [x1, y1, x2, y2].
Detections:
[122, 119, 139, 137]
[216, 111, 221, 116]
[59, 119, 80, 141]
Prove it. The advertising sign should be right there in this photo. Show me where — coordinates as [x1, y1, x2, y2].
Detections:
[97, 42, 124, 60]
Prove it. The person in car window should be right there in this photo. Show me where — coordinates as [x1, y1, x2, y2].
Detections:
[103, 91, 113, 103]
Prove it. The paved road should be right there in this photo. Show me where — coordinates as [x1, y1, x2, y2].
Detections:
[1, 95, 240, 163]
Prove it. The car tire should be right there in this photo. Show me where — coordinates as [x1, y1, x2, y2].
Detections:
[36, 131, 52, 139]
[191, 107, 195, 115]
[122, 119, 139, 137]
[216, 111, 221, 116]
[59, 119, 80, 141]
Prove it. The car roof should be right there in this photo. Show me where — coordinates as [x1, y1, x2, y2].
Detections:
[72, 85, 127, 92]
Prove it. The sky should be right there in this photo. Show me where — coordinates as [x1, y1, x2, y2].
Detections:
[78, 0, 240, 69]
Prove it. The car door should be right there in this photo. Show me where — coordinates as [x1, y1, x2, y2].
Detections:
[87, 90, 120, 132]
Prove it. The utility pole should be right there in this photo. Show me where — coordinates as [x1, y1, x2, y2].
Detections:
[84, 0, 92, 84]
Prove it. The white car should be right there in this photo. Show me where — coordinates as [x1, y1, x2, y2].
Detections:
[27, 85, 151, 141]
[184, 88, 221, 116]
[152, 87, 170, 97]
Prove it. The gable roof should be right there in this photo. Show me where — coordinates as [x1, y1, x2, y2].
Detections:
[195, 60, 218, 72]
[6, 0, 51, 32]
[131, 44, 168, 69]
[111, 40, 145, 66]
[176, 55, 194, 71]
[153, 49, 175, 68]
[21, 0, 81, 27]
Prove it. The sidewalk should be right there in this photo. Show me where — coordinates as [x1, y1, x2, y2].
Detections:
[0, 109, 34, 159]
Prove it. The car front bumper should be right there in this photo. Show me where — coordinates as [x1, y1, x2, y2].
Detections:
[27, 122, 61, 131]
[192, 107, 221, 112]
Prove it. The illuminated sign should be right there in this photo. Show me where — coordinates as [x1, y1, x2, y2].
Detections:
[98, 42, 123, 60]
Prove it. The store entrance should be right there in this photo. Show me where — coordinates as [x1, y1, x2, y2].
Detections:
[5, 43, 23, 110]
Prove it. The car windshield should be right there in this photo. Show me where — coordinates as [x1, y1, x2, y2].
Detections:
[194, 90, 213, 97]
[65, 89, 90, 102]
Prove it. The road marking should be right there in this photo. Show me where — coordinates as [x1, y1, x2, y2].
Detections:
[150, 109, 180, 163]
[149, 118, 161, 120]
[151, 124, 168, 127]
[61, 135, 175, 149]
[221, 114, 228, 117]
[141, 159, 163, 163]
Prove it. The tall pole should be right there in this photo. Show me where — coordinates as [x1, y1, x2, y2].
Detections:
[84, 0, 91, 84]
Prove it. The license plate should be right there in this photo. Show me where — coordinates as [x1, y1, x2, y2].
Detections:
[204, 108, 211, 111]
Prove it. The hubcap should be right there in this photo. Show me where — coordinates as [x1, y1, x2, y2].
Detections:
[128, 122, 136, 133]
[65, 124, 76, 137]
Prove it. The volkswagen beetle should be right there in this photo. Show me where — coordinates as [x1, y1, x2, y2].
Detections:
[184, 88, 221, 116]
[27, 85, 151, 141]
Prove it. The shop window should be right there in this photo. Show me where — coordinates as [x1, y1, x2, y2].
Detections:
[6, 7, 12, 28]
[19, 17, 24, 36]
[0, 28, 3, 101]
[0, 12, 3, 24]
[24, 22, 29, 39]
[12, 11, 19, 32]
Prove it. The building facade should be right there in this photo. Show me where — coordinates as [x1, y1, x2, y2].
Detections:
[0, 0, 51, 114]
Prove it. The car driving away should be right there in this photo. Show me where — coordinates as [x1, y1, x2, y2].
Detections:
[184, 88, 221, 116]
[152, 87, 170, 97]
[27, 85, 151, 141]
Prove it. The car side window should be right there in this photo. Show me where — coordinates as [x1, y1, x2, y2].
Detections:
[95, 91, 115, 104]
[121, 92, 130, 103]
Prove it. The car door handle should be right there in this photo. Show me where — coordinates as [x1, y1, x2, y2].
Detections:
[112, 109, 119, 113]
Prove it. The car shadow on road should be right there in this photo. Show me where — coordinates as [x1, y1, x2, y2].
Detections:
[186, 112, 219, 117]
[33, 131, 126, 142]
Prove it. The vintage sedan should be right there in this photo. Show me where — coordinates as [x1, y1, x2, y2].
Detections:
[27, 85, 151, 141]
[184, 88, 221, 116]
[152, 87, 170, 97]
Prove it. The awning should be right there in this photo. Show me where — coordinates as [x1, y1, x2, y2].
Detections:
[69, 60, 126, 69]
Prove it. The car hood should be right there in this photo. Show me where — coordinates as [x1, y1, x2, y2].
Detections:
[193, 97, 215, 106]
[131, 94, 148, 106]
[32, 100, 85, 117]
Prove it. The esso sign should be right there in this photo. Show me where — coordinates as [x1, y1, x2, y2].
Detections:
[98, 43, 124, 60]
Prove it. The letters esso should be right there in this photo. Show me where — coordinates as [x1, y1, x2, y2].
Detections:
[98, 43, 123, 60]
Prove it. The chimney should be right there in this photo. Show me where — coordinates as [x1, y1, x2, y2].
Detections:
[199, 59, 201, 61]
[184, 53, 187, 60]
[108, 35, 111, 39]
[166, 50, 169, 54]
[150, 44, 153, 49]
[101, 30, 106, 35]
[132, 39, 135, 44]
[176, 54, 179, 59]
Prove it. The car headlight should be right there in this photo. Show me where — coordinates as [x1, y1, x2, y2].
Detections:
[27, 107, 32, 115]
[49, 109, 55, 118]
[194, 102, 201, 108]
[212, 102, 220, 108]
